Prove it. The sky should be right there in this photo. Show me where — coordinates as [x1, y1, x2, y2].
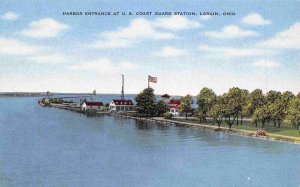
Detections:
[0, 0, 300, 95]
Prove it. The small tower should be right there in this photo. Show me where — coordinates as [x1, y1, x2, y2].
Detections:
[93, 89, 96, 95]
[46, 91, 50, 98]
[121, 74, 124, 100]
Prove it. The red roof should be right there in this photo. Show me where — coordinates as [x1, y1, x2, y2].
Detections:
[84, 102, 103, 106]
[169, 99, 181, 108]
[161, 94, 170, 98]
[169, 99, 181, 105]
[112, 99, 134, 106]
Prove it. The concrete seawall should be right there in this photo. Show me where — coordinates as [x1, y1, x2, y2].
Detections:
[111, 114, 300, 145]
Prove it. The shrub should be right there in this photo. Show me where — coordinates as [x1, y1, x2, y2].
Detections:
[164, 112, 172, 119]
[256, 129, 266, 136]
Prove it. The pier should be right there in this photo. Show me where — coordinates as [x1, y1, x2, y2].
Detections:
[38, 100, 300, 145]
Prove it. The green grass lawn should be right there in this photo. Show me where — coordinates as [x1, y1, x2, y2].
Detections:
[268, 129, 300, 137]
[172, 118, 300, 138]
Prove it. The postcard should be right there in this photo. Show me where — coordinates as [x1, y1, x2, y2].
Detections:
[1, 1, 300, 186]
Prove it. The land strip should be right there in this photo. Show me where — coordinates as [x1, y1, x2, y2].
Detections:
[40, 102, 300, 145]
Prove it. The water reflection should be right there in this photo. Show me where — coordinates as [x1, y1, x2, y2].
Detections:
[134, 119, 171, 131]
[1, 97, 300, 187]
[130, 117, 297, 155]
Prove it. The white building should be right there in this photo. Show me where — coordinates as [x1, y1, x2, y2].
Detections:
[161, 94, 181, 116]
[81, 101, 104, 111]
[109, 99, 134, 111]
[168, 99, 181, 116]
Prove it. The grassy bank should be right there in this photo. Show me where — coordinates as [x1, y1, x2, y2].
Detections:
[171, 118, 300, 138]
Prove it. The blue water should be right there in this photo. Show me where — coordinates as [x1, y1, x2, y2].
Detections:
[0, 96, 300, 187]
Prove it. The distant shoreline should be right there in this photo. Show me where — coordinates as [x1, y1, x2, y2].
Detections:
[0, 92, 48, 97]
[0, 92, 183, 97]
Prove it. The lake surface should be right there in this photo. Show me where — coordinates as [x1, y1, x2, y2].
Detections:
[0, 96, 300, 187]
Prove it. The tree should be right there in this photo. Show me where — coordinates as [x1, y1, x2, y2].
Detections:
[248, 89, 266, 116]
[179, 95, 193, 119]
[222, 87, 243, 128]
[251, 110, 259, 127]
[281, 91, 295, 112]
[49, 98, 63, 104]
[252, 106, 270, 128]
[281, 91, 295, 101]
[266, 91, 283, 127]
[286, 97, 300, 131]
[156, 100, 169, 117]
[195, 110, 205, 123]
[241, 102, 251, 126]
[264, 91, 295, 128]
[222, 92, 237, 130]
[196, 87, 217, 122]
[208, 96, 225, 128]
[135, 88, 157, 116]
[269, 102, 284, 128]
[240, 89, 250, 125]
[266, 90, 281, 104]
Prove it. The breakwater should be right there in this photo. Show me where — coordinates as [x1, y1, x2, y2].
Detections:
[110, 114, 300, 145]
[40, 102, 300, 145]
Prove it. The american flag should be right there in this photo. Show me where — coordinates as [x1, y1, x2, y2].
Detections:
[148, 75, 157, 83]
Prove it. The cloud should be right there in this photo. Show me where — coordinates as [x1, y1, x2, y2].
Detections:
[0, 37, 67, 64]
[199, 15, 212, 21]
[259, 22, 300, 49]
[29, 54, 68, 63]
[71, 57, 138, 75]
[71, 58, 112, 73]
[88, 18, 176, 49]
[118, 61, 139, 70]
[242, 13, 271, 26]
[1, 11, 18, 21]
[204, 25, 259, 39]
[21, 18, 69, 38]
[153, 15, 201, 31]
[0, 72, 145, 94]
[88, 38, 131, 49]
[154, 69, 300, 95]
[156, 46, 187, 57]
[0, 37, 43, 55]
[253, 59, 280, 68]
[103, 18, 175, 40]
[198, 45, 266, 58]
[2, 68, 299, 95]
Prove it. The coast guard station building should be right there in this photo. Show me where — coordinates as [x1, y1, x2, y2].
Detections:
[109, 99, 134, 111]
[161, 94, 181, 116]
[169, 99, 181, 116]
[81, 101, 104, 111]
